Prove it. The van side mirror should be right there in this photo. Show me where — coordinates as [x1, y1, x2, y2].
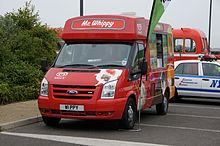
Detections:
[41, 58, 49, 72]
[141, 60, 148, 75]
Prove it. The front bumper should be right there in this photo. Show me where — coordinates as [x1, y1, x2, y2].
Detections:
[38, 96, 127, 120]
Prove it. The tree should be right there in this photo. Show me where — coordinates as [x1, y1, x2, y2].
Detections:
[0, 1, 57, 104]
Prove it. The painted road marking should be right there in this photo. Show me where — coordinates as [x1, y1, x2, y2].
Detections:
[168, 113, 220, 120]
[140, 124, 220, 133]
[170, 104, 220, 110]
[1, 132, 167, 146]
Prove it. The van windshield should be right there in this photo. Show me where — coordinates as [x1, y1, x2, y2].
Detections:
[54, 43, 132, 68]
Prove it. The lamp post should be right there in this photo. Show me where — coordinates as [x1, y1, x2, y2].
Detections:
[80, 0, 83, 16]
[208, 0, 213, 49]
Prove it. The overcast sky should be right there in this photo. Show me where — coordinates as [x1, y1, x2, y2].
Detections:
[1, 0, 220, 48]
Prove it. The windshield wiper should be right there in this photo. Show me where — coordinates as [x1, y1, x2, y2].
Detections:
[96, 64, 124, 68]
[57, 64, 96, 68]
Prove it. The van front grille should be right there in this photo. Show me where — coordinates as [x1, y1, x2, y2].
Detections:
[53, 84, 96, 100]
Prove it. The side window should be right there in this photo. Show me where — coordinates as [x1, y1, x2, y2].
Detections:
[202, 63, 220, 76]
[138, 43, 145, 61]
[149, 33, 157, 69]
[149, 33, 167, 68]
[131, 43, 144, 73]
[192, 39, 196, 52]
[174, 39, 183, 52]
[185, 39, 196, 52]
[175, 63, 198, 75]
[131, 44, 139, 73]
[183, 63, 198, 75]
[156, 34, 164, 68]
[163, 34, 168, 66]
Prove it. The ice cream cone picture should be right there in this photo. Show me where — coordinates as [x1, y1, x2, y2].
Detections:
[95, 69, 122, 85]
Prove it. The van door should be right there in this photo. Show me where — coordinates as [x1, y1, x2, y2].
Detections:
[129, 43, 147, 109]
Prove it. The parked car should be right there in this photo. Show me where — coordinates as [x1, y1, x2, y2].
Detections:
[174, 60, 220, 99]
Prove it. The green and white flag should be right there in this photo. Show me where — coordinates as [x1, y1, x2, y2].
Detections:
[147, 0, 171, 38]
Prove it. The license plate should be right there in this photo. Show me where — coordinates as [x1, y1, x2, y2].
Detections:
[60, 104, 84, 111]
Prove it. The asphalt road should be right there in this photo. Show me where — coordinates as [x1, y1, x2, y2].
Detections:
[1, 98, 220, 146]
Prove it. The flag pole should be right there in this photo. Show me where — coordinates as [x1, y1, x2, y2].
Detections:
[132, 0, 157, 132]
[80, 0, 83, 16]
[208, 0, 213, 50]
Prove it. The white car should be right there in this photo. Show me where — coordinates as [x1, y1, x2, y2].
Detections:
[174, 60, 220, 99]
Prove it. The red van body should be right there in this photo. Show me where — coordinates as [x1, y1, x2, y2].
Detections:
[38, 15, 175, 129]
[173, 28, 209, 61]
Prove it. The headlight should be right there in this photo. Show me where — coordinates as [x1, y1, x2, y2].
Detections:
[40, 78, 48, 96]
[101, 80, 118, 99]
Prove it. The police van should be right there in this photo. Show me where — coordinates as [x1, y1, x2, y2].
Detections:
[174, 60, 220, 99]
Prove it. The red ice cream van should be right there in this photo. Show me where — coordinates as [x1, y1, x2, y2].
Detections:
[38, 15, 175, 129]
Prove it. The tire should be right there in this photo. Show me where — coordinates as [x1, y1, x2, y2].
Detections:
[120, 98, 137, 129]
[42, 116, 61, 126]
[156, 91, 169, 115]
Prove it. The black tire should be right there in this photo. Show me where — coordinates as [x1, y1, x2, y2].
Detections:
[42, 116, 61, 126]
[120, 98, 137, 129]
[156, 91, 169, 115]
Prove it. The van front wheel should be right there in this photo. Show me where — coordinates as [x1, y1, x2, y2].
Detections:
[120, 98, 137, 129]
